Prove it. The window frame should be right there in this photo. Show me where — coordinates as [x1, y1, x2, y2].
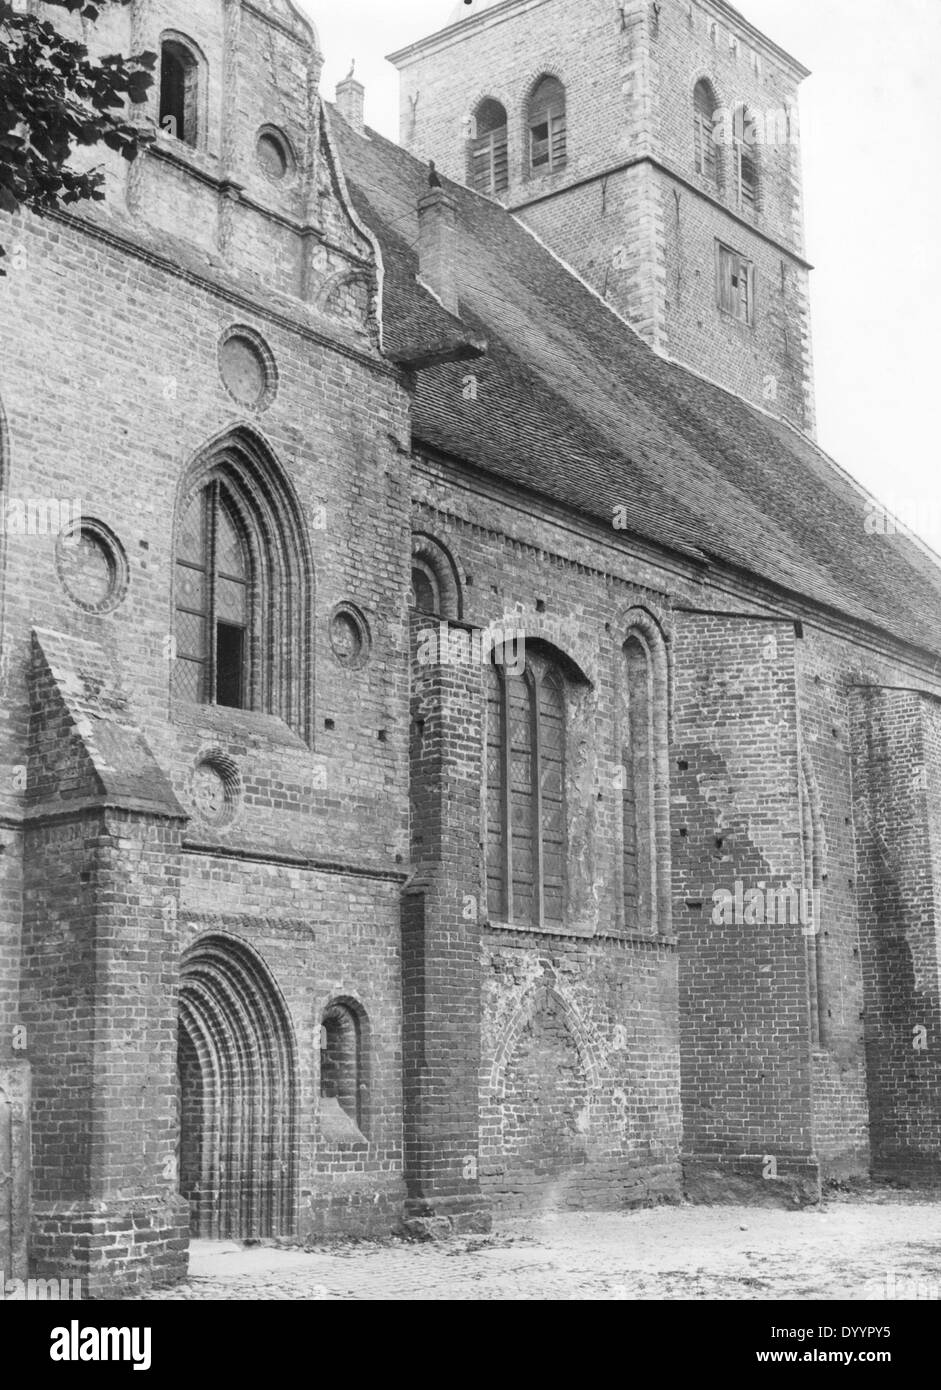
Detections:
[175, 478, 254, 711]
[527, 76, 567, 177]
[172, 427, 315, 744]
[468, 98, 509, 196]
[693, 79, 719, 184]
[157, 33, 206, 151]
[716, 240, 755, 326]
[487, 652, 567, 930]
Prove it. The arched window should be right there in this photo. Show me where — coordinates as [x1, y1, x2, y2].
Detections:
[693, 79, 718, 184]
[528, 76, 566, 174]
[734, 106, 758, 210]
[409, 534, 462, 619]
[159, 38, 201, 147]
[486, 648, 566, 927]
[623, 635, 653, 929]
[620, 615, 671, 935]
[173, 430, 314, 741]
[410, 562, 439, 616]
[176, 483, 251, 709]
[468, 98, 509, 195]
[320, 1002, 366, 1133]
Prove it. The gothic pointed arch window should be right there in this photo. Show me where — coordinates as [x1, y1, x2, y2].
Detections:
[528, 76, 567, 175]
[173, 430, 314, 742]
[693, 78, 719, 184]
[486, 646, 567, 928]
[620, 614, 671, 935]
[468, 98, 509, 195]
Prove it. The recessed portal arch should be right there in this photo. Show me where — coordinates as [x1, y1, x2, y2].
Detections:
[177, 934, 298, 1239]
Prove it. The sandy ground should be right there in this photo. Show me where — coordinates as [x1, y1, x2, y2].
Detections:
[134, 1192, 941, 1300]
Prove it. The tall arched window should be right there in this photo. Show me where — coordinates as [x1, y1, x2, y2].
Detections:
[620, 614, 671, 935]
[176, 483, 251, 708]
[528, 76, 566, 174]
[173, 429, 314, 741]
[623, 635, 654, 929]
[159, 37, 201, 147]
[734, 106, 758, 210]
[693, 79, 718, 183]
[487, 648, 566, 928]
[468, 98, 509, 195]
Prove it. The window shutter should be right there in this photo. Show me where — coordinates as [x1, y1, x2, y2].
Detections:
[718, 246, 734, 314]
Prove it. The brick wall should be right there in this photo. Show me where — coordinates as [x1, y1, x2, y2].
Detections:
[851, 687, 941, 1182]
[0, 0, 414, 1291]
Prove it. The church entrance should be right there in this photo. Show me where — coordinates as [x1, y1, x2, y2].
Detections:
[177, 935, 297, 1239]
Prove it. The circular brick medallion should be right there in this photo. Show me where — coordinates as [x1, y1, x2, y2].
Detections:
[191, 753, 241, 827]
[219, 327, 277, 411]
[329, 604, 370, 669]
[56, 518, 128, 614]
[256, 128, 294, 182]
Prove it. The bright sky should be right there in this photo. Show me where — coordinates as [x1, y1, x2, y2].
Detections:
[302, 0, 941, 551]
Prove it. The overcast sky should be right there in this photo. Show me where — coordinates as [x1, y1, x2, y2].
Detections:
[302, 0, 941, 551]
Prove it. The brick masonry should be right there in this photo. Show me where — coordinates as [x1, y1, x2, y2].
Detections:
[390, 0, 815, 431]
[0, 0, 939, 1296]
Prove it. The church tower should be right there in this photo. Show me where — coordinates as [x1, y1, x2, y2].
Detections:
[389, 0, 815, 433]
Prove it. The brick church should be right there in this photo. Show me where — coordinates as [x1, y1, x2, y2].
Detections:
[1, 0, 940, 1295]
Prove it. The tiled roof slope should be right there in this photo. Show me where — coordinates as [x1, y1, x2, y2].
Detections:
[330, 112, 941, 661]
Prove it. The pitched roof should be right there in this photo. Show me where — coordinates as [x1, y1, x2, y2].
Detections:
[329, 111, 941, 662]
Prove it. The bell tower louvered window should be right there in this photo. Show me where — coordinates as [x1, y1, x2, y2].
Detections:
[469, 99, 509, 195]
[693, 79, 718, 183]
[528, 76, 567, 174]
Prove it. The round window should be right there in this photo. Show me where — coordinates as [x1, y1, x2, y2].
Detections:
[256, 128, 294, 182]
[257, 133, 288, 179]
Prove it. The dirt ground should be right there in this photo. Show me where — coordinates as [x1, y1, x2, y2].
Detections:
[135, 1190, 941, 1300]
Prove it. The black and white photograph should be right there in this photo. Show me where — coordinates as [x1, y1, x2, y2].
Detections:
[1, 0, 939, 1358]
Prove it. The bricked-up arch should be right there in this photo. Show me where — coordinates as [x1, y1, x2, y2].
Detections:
[177, 936, 298, 1240]
[620, 610, 672, 935]
[0, 1086, 12, 1277]
[482, 982, 601, 1212]
[468, 98, 509, 195]
[320, 998, 369, 1136]
[800, 751, 828, 1048]
[173, 427, 314, 743]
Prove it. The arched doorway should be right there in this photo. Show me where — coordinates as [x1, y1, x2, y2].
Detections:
[177, 935, 297, 1239]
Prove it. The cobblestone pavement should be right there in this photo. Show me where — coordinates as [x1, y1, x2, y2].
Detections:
[134, 1196, 941, 1300]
